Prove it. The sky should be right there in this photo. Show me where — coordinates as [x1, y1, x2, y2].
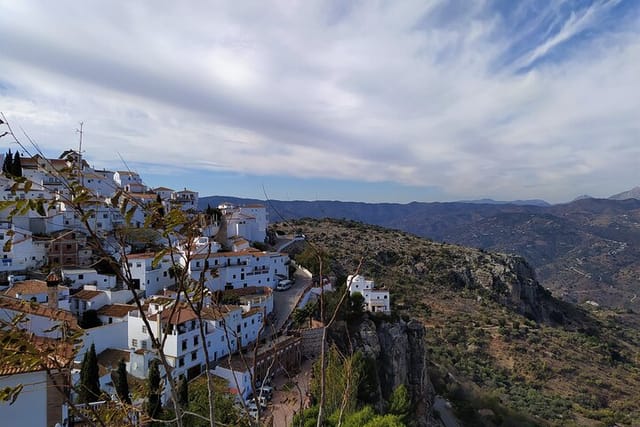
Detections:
[0, 0, 639, 204]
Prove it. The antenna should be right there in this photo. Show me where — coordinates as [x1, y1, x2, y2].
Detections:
[116, 151, 133, 173]
[75, 122, 84, 185]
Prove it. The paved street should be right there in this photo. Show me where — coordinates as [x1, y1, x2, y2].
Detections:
[270, 268, 311, 334]
[267, 357, 314, 426]
[433, 396, 461, 427]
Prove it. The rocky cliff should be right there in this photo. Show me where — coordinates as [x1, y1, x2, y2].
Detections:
[329, 315, 438, 427]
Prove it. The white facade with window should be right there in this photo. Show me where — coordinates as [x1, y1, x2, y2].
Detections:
[125, 252, 181, 297]
[188, 250, 289, 292]
[347, 274, 391, 313]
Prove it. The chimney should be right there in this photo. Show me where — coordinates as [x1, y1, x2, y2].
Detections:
[46, 269, 62, 310]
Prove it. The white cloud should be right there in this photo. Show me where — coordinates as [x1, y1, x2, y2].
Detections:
[0, 0, 638, 202]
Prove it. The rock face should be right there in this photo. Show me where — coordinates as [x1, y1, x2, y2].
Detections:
[330, 316, 437, 426]
[445, 251, 561, 324]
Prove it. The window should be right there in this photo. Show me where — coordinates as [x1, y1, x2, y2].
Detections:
[193, 336, 198, 346]
[182, 339, 187, 351]
[191, 351, 197, 361]
[132, 339, 138, 347]
[142, 326, 147, 333]
[141, 341, 148, 349]
[179, 357, 184, 367]
[78, 274, 84, 280]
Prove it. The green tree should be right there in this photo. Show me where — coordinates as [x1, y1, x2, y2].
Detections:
[114, 359, 131, 404]
[147, 359, 162, 420]
[388, 384, 411, 425]
[311, 346, 361, 417]
[79, 343, 101, 404]
[156, 193, 165, 217]
[178, 378, 189, 408]
[186, 376, 245, 426]
[12, 151, 21, 177]
[348, 292, 365, 319]
[2, 149, 11, 175]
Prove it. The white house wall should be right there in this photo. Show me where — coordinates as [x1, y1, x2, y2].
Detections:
[0, 370, 48, 427]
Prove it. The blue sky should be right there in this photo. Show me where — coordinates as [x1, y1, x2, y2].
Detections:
[0, 0, 638, 203]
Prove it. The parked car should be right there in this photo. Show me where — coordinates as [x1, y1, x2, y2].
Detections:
[258, 385, 273, 400]
[276, 279, 293, 291]
[248, 397, 267, 408]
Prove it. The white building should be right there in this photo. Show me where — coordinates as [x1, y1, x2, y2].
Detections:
[127, 296, 265, 382]
[0, 294, 78, 339]
[346, 275, 391, 313]
[219, 203, 267, 244]
[0, 338, 72, 427]
[125, 252, 181, 297]
[114, 170, 143, 188]
[188, 249, 289, 292]
[2, 279, 70, 308]
[62, 267, 117, 291]
[171, 189, 198, 211]
[0, 222, 48, 273]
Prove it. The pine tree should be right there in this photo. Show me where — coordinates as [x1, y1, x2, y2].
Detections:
[2, 149, 12, 175]
[178, 378, 188, 408]
[79, 343, 101, 403]
[115, 359, 131, 404]
[156, 193, 165, 217]
[12, 151, 21, 177]
[147, 359, 162, 420]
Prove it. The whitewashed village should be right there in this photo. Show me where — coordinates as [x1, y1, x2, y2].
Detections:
[0, 147, 390, 426]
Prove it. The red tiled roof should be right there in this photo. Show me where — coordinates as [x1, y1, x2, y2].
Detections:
[0, 295, 77, 326]
[0, 333, 74, 376]
[2, 280, 48, 296]
[149, 304, 198, 325]
[72, 290, 103, 301]
[97, 304, 135, 318]
[126, 252, 156, 260]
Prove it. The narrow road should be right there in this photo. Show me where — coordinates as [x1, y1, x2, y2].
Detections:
[270, 268, 311, 333]
[433, 396, 461, 427]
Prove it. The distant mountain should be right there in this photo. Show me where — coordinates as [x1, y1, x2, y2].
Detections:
[456, 198, 551, 207]
[609, 186, 640, 200]
[571, 194, 593, 201]
[200, 195, 640, 309]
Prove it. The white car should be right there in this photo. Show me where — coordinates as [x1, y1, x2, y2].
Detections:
[276, 279, 293, 291]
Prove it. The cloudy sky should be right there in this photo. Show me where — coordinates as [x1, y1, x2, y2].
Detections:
[0, 0, 638, 203]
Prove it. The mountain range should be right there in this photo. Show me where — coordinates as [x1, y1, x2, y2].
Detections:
[201, 188, 640, 310]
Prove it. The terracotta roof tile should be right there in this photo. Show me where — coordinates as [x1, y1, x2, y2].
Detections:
[72, 290, 103, 301]
[0, 295, 78, 327]
[97, 304, 135, 318]
[2, 280, 48, 296]
[0, 333, 74, 376]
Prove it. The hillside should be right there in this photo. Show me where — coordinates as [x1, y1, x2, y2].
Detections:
[203, 196, 640, 309]
[277, 218, 640, 426]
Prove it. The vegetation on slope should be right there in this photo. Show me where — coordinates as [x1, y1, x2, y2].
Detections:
[278, 218, 640, 426]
